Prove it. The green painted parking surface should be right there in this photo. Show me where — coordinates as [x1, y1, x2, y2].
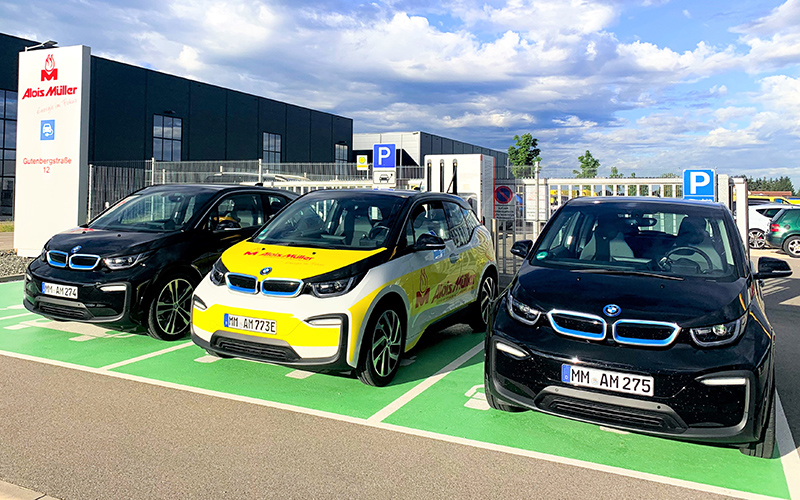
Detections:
[0, 281, 792, 498]
[111, 332, 483, 420]
[385, 351, 791, 499]
[0, 283, 171, 368]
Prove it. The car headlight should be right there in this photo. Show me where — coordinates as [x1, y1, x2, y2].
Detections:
[103, 252, 149, 270]
[209, 258, 228, 286]
[507, 292, 542, 325]
[690, 315, 747, 347]
[310, 276, 358, 298]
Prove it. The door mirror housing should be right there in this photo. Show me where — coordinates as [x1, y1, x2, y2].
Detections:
[511, 240, 533, 258]
[753, 256, 792, 280]
[414, 233, 446, 251]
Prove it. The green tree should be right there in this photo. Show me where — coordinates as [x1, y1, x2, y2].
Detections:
[609, 166, 623, 178]
[659, 172, 679, 178]
[746, 176, 796, 194]
[574, 150, 599, 178]
[508, 133, 542, 178]
[628, 172, 638, 196]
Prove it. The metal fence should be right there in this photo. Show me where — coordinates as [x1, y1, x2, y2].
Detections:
[87, 160, 427, 219]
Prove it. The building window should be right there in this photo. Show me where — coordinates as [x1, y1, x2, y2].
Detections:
[0, 90, 17, 218]
[263, 132, 281, 164]
[153, 115, 182, 161]
[335, 143, 348, 163]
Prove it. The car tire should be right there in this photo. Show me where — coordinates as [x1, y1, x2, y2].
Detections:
[484, 374, 525, 412]
[146, 273, 197, 341]
[783, 235, 800, 258]
[741, 393, 776, 458]
[749, 229, 766, 249]
[356, 303, 405, 387]
[469, 272, 498, 332]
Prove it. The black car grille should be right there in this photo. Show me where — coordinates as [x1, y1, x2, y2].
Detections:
[39, 303, 91, 320]
[212, 336, 300, 362]
[538, 394, 686, 432]
[261, 279, 302, 296]
[226, 274, 258, 294]
[547, 311, 606, 340]
[613, 321, 680, 347]
[46, 251, 101, 270]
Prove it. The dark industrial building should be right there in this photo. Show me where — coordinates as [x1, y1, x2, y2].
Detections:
[354, 132, 508, 169]
[0, 32, 353, 216]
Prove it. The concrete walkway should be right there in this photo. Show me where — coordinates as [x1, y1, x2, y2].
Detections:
[0, 480, 58, 500]
[0, 233, 12, 251]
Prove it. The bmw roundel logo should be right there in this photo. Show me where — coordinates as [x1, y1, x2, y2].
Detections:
[260, 267, 272, 276]
[70, 245, 82, 254]
[603, 304, 621, 317]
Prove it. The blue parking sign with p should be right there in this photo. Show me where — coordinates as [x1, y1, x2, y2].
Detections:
[373, 144, 396, 169]
[683, 169, 716, 202]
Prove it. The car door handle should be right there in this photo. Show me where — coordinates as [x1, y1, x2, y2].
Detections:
[450, 254, 460, 263]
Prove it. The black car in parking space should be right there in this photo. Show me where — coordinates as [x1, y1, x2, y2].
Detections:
[485, 197, 791, 458]
[24, 184, 297, 340]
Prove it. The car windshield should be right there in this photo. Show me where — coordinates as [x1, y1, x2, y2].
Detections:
[90, 189, 215, 232]
[253, 193, 406, 250]
[533, 203, 743, 279]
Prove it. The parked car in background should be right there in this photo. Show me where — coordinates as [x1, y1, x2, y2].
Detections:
[24, 184, 297, 340]
[486, 197, 791, 458]
[748, 195, 794, 205]
[748, 203, 795, 249]
[766, 207, 800, 258]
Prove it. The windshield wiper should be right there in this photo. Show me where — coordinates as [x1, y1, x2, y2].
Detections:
[573, 269, 684, 281]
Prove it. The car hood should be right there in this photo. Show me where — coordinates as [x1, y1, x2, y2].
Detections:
[514, 265, 750, 328]
[220, 241, 386, 281]
[46, 227, 176, 257]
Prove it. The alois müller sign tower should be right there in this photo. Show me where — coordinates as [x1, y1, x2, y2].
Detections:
[15, 45, 91, 257]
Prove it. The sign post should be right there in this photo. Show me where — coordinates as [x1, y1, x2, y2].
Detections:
[356, 154, 368, 171]
[493, 183, 516, 220]
[372, 143, 396, 187]
[682, 169, 716, 202]
[14, 45, 91, 257]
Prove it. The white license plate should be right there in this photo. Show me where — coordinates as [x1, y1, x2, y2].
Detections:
[41, 282, 78, 300]
[224, 313, 277, 335]
[561, 364, 654, 397]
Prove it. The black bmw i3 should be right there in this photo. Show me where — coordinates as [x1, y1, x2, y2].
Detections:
[24, 184, 297, 340]
[485, 197, 791, 458]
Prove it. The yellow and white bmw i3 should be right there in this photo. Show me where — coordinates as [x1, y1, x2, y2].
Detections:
[191, 189, 497, 386]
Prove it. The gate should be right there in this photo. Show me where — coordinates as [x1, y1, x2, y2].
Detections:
[493, 176, 684, 281]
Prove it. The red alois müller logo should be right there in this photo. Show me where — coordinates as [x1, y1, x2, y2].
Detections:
[41, 54, 57, 81]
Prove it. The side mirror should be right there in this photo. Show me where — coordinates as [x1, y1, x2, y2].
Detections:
[753, 256, 792, 280]
[414, 233, 446, 251]
[511, 240, 533, 258]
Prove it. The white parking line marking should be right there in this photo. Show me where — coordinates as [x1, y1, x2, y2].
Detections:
[366, 342, 483, 424]
[0, 304, 26, 311]
[777, 393, 800, 500]
[286, 370, 315, 379]
[0, 347, 794, 500]
[194, 355, 221, 363]
[0, 312, 35, 321]
[98, 342, 194, 371]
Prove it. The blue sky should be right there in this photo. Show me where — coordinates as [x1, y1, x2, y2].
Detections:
[3, 0, 800, 187]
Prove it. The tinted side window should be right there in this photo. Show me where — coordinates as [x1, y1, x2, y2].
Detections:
[209, 193, 263, 230]
[444, 202, 470, 247]
[264, 194, 289, 216]
[406, 201, 450, 246]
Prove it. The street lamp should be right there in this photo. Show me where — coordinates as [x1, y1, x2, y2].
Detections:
[25, 40, 58, 51]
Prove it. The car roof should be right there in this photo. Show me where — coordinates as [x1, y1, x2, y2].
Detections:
[750, 203, 796, 210]
[298, 188, 472, 209]
[141, 183, 298, 197]
[562, 196, 728, 211]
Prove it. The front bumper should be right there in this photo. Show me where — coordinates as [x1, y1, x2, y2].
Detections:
[191, 277, 357, 370]
[485, 301, 772, 445]
[24, 261, 153, 328]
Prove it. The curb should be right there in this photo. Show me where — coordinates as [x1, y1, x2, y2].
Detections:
[0, 480, 59, 500]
